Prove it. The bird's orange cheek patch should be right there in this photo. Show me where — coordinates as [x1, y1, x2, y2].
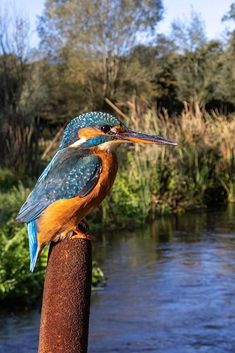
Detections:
[115, 125, 125, 133]
[78, 127, 103, 139]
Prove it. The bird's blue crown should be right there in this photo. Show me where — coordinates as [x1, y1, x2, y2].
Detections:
[59, 112, 122, 149]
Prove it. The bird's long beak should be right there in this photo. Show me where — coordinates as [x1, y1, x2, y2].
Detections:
[117, 129, 177, 146]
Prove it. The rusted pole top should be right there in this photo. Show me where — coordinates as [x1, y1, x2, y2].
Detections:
[38, 238, 92, 353]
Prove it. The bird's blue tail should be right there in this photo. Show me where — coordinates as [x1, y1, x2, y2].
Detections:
[27, 220, 39, 272]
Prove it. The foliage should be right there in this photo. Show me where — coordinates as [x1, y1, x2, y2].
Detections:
[0, 173, 106, 306]
[222, 3, 235, 22]
[173, 41, 224, 106]
[0, 183, 30, 225]
[0, 179, 45, 305]
[102, 155, 151, 226]
[171, 10, 207, 53]
[1, 104, 235, 303]
[0, 168, 19, 191]
[37, 0, 163, 115]
[1, 0, 235, 306]
[92, 262, 106, 289]
[39, 0, 163, 57]
[215, 32, 235, 107]
[0, 10, 43, 174]
[1, 4, 235, 172]
[0, 221, 46, 305]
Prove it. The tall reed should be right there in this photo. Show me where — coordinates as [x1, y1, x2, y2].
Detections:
[102, 100, 235, 224]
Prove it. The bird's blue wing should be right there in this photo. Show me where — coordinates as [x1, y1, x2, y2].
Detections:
[16, 148, 102, 223]
[37, 150, 62, 183]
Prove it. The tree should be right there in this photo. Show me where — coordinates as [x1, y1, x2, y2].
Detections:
[167, 11, 224, 107]
[171, 9, 207, 53]
[214, 32, 235, 108]
[0, 9, 43, 173]
[39, 0, 163, 58]
[37, 0, 164, 110]
[173, 41, 223, 107]
[222, 3, 235, 22]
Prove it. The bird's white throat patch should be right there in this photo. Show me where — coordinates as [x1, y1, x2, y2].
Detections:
[98, 140, 122, 151]
[69, 137, 87, 148]
[69, 137, 121, 151]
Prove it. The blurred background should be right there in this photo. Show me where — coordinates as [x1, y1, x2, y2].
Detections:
[1, 1, 235, 352]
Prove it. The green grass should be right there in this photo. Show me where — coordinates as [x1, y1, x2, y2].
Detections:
[0, 220, 46, 305]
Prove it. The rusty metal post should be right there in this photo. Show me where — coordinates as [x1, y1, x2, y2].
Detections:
[38, 238, 92, 353]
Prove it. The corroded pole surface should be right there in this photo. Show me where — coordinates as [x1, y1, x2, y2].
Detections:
[38, 239, 92, 353]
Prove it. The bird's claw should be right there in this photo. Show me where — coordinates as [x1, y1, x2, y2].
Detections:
[71, 232, 95, 241]
[68, 220, 95, 241]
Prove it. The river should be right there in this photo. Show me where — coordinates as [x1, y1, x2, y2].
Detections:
[1, 206, 235, 353]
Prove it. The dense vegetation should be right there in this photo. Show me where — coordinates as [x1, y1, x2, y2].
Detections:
[0, 170, 106, 305]
[1, 0, 235, 305]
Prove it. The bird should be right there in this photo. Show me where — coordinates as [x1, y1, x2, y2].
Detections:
[16, 112, 176, 271]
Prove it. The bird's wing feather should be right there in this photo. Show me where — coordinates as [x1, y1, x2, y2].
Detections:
[27, 220, 39, 272]
[16, 148, 101, 223]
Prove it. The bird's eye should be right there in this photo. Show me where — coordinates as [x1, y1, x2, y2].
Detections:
[100, 125, 111, 133]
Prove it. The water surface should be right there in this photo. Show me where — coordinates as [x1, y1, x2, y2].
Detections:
[1, 207, 235, 353]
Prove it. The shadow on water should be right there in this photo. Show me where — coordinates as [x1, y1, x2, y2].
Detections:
[2, 206, 235, 352]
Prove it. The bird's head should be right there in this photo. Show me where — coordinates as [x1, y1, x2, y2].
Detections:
[59, 112, 176, 151]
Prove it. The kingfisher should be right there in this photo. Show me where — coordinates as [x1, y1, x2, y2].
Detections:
[16, 112, 176, 271]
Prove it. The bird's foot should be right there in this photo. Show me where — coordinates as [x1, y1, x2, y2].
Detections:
[69, 220, 95, 241]
[71, 231, 95, 241]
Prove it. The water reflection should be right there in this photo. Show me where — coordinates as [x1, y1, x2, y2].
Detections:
[1, 206, 235, 352]
[89, 206, 235, 353]
[0, 311, 40, 353]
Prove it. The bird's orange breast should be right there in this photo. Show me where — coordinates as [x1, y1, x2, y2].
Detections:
[37, 149, 118, 248]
